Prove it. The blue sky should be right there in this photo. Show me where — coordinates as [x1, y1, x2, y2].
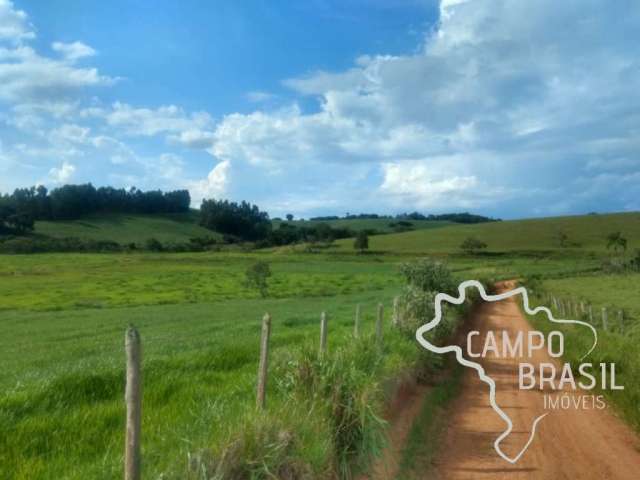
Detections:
[0, 0, 638, 219]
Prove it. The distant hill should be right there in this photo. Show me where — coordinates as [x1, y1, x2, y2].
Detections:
[335, 212, 640, 254]
[33, 212, 215, 244]
[273, 218, 454, 234]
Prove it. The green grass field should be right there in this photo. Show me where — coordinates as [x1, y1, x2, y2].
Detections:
[2, 210, 640, 479]
[0, 285, 410, 478]
[525, 273, 640, 431]
[33, 212, 214, 244]
[1, 251, 429, 478]
[335, 212, 640, 254]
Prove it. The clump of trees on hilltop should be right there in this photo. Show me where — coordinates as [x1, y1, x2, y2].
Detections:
[198, 199, 360, 246]
[199, 199, 272, 241]
[310, 211, 499, 224]
[0, 184, 190, 234]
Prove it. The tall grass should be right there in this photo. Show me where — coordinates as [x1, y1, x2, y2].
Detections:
[521, 276, 640, 433]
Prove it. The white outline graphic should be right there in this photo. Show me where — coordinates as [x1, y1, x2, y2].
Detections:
[415, 280, 597, 464]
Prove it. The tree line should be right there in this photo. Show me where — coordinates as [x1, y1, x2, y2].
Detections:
[307, 211, 499, 223]
[199, 198, 357, 246]
[0, 184, 190, 233]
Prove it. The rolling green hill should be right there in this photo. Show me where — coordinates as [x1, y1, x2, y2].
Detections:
[335, 211, 640, 254]
[274, 217, 454, 233]
[33, 212, 216, 244]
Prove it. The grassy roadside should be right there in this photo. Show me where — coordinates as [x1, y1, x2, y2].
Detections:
[520, 276, 640, 433]
[398, 361, 464, 478]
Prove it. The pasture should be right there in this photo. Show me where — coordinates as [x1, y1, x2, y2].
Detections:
[335, 211, 640, 254]
[2, 210, 639, 479]
[33, 212, 213, 244]
[1, 251, 429, 479]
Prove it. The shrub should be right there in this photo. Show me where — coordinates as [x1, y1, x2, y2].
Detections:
[145, 238, 164, 252]
[244, 261, 272, 297]
[460, 236, 487, 254]
[353, 231, 369, 253]
[399, 258, 457, 295]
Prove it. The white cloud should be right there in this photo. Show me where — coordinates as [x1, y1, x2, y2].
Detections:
[188, 160, 230, 205]
[168, 129, 215, 149]
[84, 102, 214, 140]
[49, 123, 91, 144]
[0, 45, 114, 103]
[1, 0, 638, 217]
[380, 161, 481, 208]
[246, 91, 277, 103]
[52, 41, 96, 63]
[48, 161, 76, 184]
[205, 0, 640, 215]
[0, 0, 34, 43]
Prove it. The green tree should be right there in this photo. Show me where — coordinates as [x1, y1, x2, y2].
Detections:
[145, 238, 164, 252]
[286, 213, 294, 222]
[244, 261, 272, 297]
[460, 236, 487, 254]
[353, 230, 369, 253]
[199, 198, 271, 241]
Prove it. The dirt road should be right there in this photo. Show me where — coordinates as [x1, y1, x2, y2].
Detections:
[433, 282, 640, 479]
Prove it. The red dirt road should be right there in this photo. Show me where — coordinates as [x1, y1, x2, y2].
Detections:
[433, 282, 640, 479]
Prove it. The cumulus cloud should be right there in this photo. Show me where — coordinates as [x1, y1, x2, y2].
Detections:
[0, 45, 114, 103]
[52, 41, 96, 62]
[0, 0, 34, 42]
[168, 129, 215, 149]
[49, 161, 76, 184]
[2, 0, 639, 217]
[84, 102, 214, 139]
[188, 160, 231, 206]
[205, 0, 640, 216]
[49, 123, 91, 144]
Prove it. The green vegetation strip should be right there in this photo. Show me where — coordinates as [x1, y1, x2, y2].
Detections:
[523, 276, 640, 433]
[398, 361, 464, 478]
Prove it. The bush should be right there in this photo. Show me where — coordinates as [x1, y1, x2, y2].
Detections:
[145, 238, 164, 252]
[244, 261, 272, 297]
[399, 258, 457, 295]
[353, 231, 369, 253]
[460, 236, 487, 254]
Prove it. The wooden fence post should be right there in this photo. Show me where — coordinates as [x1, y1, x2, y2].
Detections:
[580, 301, 586, 315]
[618, 310, 624, 333]
[256, 313, 271, 410]
[125, 326, 142, 480]
[354, 304, 361, 338]
[392, 296, 400, 326]
[602, 307, 608, 331]
[552, 296, 558, 312]
[376, 303, 384, 347]
[320, 311, 328, 356]
[588, 304, 593, 323]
